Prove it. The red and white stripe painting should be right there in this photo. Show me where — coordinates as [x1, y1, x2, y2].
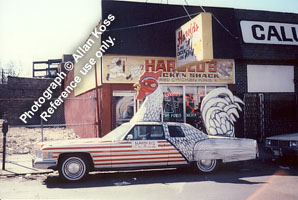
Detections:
[43, 140, 187, 169]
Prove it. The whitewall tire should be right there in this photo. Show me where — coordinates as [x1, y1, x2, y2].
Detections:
[195, 159, 217, 173]
[59, 155, 89, 181]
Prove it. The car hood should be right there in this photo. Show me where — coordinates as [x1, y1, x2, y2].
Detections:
[266, 133, 298, 141]
[39, 138, 113, 150]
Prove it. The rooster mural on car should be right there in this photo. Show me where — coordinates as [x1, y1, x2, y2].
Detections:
[32, 70, 258, 182]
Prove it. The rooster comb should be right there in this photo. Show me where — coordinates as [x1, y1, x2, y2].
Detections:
[139, 70, 162, 82]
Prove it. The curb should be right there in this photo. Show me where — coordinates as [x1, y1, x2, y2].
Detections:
[0, 154, 54, 177]
[0, 170, 53, 178]
[0, 167, 54, 177]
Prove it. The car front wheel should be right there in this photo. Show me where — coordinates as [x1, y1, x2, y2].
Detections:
[194, 159, 217, 173]
[59, 154, 89, 181]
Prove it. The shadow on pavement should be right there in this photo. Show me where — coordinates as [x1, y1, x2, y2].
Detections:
[43, 158, 297, 189]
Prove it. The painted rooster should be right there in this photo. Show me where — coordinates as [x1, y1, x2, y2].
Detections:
[200, 88, 244, 137]
[130, 70, 163, 122]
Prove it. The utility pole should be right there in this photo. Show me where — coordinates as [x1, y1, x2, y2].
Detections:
[2, 113, 8, 170]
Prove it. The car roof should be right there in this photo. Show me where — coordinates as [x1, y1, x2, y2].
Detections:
[267, 133, 298, 141]
[127, 121, 187, 126]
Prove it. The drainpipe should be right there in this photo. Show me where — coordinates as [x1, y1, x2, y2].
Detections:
[94, 63, 101, 137]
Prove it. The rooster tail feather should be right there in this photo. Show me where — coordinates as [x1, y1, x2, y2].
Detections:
[200, 88, 244, 137]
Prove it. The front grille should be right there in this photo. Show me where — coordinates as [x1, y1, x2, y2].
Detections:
[279, 141, 290, 147]
[271, 140, 279, 147]
[270, 140, 289, 148]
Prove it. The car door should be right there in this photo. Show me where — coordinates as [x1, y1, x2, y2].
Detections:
[111, 124, 169, 168]
[166, 125, 189, 165]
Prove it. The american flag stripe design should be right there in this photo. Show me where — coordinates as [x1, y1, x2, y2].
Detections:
[49, 140, 187, 168]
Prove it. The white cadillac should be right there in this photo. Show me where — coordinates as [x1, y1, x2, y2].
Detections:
[32, 71, 258, 181]
[33, 121, 258, 181]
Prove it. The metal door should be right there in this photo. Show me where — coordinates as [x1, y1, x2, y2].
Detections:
[243, 93, 264, 141]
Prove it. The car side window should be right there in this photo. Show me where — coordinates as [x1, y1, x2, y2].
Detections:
[168, 126, 185, 137]
[125, 125, 165, 140]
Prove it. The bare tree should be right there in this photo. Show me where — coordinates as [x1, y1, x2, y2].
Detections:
[0, 60, 22, 84]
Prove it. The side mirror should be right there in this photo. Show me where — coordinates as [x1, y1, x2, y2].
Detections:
[126, 134, 133, 140]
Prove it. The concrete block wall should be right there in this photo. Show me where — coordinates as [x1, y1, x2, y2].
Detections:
[235, 60, 247, 94]
[0, 76, 64, 125]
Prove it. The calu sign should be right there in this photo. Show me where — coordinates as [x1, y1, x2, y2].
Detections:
[240, 20, 298, 45]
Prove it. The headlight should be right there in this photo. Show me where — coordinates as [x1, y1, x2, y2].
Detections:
[266, 139, 271, 146]
[43, 152, 53, 159]
[289, 141, 298, 148]
[35, 150, 42, 158]
[35, 150, 53, 159]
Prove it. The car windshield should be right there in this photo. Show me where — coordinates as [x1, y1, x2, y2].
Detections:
[102, 123, 132, 140]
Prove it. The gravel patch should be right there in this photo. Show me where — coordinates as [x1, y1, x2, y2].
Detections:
[0, 125, 79, 155]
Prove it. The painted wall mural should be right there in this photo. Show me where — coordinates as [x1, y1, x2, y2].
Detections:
[131, 71, 244, 138]
[200, 88, 244, 137]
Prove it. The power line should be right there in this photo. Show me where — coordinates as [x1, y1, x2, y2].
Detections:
[212, 13, 239, 39]
[183, 5, 192, 19]
[107, 2, 239, 40]
[106, 11, 202, 32]
[198, 6, 239, 39]
[183, 0, 238, 39]
[182, 0, 192, 19]
[200, 5, 206, 12]
[185, 0, 238, 39]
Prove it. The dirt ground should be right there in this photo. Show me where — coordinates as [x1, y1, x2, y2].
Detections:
[0, 125, 79, 154]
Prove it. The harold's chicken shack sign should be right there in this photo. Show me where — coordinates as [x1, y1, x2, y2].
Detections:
[102, 55, 235, 84]
[176, 13, 213, 68]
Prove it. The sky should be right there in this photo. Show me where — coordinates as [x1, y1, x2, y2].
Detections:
[138, 0, 298, 13]
[0, 0, 297, 77]
[0, 0, 101, 77]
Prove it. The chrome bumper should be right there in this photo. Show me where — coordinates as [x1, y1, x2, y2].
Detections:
[32, 157, 57, 169]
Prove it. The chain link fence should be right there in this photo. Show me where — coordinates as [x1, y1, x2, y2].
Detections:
[0, 96, 97, 156]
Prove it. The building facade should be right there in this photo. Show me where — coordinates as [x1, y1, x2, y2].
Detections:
[62, 1, 298, 140]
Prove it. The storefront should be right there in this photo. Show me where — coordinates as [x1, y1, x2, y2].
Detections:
[62, 1, 298, 140]
[102, 55, 233, 130]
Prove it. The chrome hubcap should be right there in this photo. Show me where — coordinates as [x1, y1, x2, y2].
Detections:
[196, 159, 216, 172]
[62, 157, 86, 181]
[200, 159, 212, 167]
[68, 162, 81, 174]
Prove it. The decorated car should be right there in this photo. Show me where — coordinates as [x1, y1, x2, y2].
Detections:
[32, 71, 258, 181]
[265, 133, 298, 157]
